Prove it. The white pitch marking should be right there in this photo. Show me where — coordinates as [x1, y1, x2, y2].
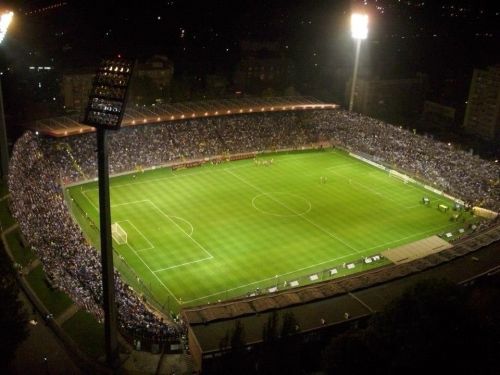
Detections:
[169, 216, 194, 236]
[81, 152, 323, 193]
[124, 242, 181, 304]
[112, 199, 150, 207]
[183, 221, 461, 304]
[146, 200, 213, 260]
[251, 192, 312, 217]
[152, 256, 213, 273]
[82, 190, 99, 211]
[182, 250, 367, 304]
[225, 169, 360, 253]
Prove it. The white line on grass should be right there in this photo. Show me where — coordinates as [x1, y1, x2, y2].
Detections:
[169, 216, 194, 236]
[331, 151, 456, 204]
[112, 199, 150, 207]
[81, 164, 248, 194]
[152, 256, 213, 273]
[82, 190, 99, 211]
[146, 200, 214, 260]
[182, 221, 460, 304]
[360, 222, 459, 253]
[124, 242, 181, 304]
[111, 200, 213, 270]
[81, 152, 323, 193]
[182, 250, 368, 304]
[326, 163, 361, 171]
[79, 193, 210, 302]
[328, 169, 409, 209]
[225, 168, 360, 253]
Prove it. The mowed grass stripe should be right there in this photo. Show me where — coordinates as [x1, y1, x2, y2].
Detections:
[68, 149, 473, 310]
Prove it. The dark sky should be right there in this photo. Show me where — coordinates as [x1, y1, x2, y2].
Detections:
[3, 0, 499, 74]
[1, 0, 499, 111]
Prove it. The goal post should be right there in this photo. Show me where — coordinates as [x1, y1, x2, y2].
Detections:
[111, 222, 127, 245]
[389, 169, 414, 184]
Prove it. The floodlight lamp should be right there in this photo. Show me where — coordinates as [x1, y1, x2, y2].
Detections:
[351, 13, 368, 40]
[0, 11, 13, 44]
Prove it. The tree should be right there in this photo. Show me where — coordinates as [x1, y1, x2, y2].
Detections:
[213, 320, 253, 375]
[262, 311, 279, 343]
[322, 279, 499, 375]
[0, 241, 28, 371]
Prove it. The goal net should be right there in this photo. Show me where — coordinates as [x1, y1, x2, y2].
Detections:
[389, 170, 411, 184]
[112, 223, 127, 245]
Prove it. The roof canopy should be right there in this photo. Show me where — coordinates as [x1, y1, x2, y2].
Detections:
[25, 96, 338, 137]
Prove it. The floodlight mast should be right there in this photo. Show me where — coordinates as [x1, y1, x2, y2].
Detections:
[82, 58, 134, 368]
[0, 10, 13, 182]
[348, 13, 368, 112]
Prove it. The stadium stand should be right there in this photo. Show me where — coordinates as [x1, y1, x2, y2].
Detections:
[8, 98, 500, 348]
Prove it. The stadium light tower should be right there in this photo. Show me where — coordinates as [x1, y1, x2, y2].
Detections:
[0, 10, 14, 182]
[82, 58, 134, 368]
[348, 13, 368, 112]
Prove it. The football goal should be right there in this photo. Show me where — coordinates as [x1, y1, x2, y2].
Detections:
[389, 170, 412, 184]
[112, 222, 127, 245]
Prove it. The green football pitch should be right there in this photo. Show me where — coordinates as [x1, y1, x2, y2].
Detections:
[67, 149, 475, 312]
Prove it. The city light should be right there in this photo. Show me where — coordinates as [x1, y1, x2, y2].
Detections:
[0, 11, 13, 44]
[351, 13, 368, 40]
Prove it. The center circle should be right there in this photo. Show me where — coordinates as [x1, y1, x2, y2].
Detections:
[252, 192, 312, 217]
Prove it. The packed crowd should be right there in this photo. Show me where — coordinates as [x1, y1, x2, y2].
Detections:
[316, 111, 500, 212]
[9, 133, 179, 345]
[50, 111, 318, 181]
[8, 108, 500, 346]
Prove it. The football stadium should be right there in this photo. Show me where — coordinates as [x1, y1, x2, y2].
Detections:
[7, 97, 500, 368]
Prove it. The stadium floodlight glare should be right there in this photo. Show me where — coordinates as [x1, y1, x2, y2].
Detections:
[82, 57, 134, 368]
[0, 11, 13, 181]
[349, 13, 369, 112]
[0, 11, 13, 44]
[351, 13, 368, 40]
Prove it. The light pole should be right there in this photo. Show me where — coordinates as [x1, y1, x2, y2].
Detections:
[82, 58, 134, 368]
[0, 11, 13, 182]
[348, 13, 368, 112]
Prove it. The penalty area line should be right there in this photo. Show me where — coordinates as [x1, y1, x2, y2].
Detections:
[124, 242, 181, 304]
[152, 256, 213, 273]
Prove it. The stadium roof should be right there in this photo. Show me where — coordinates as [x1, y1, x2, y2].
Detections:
[25, 96, 338, 138]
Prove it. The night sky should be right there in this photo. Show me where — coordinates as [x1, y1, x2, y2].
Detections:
[4, 0, 499, 70]
[1, 0, 499, 128]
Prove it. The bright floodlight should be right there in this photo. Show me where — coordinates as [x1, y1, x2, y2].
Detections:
[351, 13, 368, 40]
[0, 11, 13, 44]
